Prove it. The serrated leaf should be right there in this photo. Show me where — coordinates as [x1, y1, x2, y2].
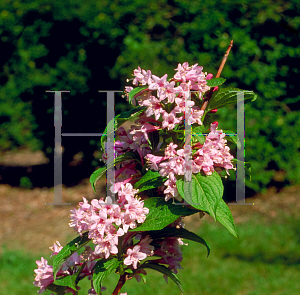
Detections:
[176, 172, 223, 221]
[150, 227, 210, 257]
[128, 86, 148, 105]
[90, 152, 139, 193]
[215, 199, 238, 238]
[130, 198, 198, 232]
[53, 233, 90, 280]
[206, 77, 226, 87]
[100, 106, 145, 150]
[206, 88, 257, 112]
[139, 263, 183, 294]
[222, 130, 241, 149]
[134, 170, 167, 193]
[93, 258, 121, 295]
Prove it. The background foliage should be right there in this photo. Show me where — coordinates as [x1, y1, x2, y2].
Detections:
[0, 0, 299, 194]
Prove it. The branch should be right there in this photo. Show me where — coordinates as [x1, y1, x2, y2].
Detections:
[200, 40, 233, 112]
[112, 274, 128, 295]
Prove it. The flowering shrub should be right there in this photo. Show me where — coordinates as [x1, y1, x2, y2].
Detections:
[34, 44, 256, 295]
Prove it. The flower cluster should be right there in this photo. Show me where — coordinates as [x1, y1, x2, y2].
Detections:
[145, 122, 234, 201]
[69, 183, 148, 259]
[125, 62, 212, 130]
[34, 243, 99, 295]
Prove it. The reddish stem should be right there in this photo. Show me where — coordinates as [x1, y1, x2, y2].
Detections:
[200, 40, 233, 112]
[112, 274, 128, 295]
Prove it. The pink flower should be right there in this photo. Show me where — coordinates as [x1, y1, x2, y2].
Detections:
[129, 123, 160, 142]
[141, 95, 163, 120]
[133, 67, 152, 86]
[148, 74, 168, 90]
[138, 235, 154, 255]
[206, 73, 213, 80]
[162, 111, 182, 130]
[124, 245, 148, 269]
[33, 257, 54, 294]
[165, 142, 178, 158]
[125, 86, 133, 93]
[153, 237, 185, 276]
[145, 154, 165, 171]
[163, 173, 180, 201]
[157, 80, 176, 103]
[94, 235, 118, 259]
[187, 107, 204, 125]
[49, 241, 63, 257]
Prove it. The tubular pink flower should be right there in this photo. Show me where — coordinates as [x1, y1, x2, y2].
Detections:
[33, 257, 54, 294]
[124, 245, 148, 269]
[145, 154, 165, 171]
[162, 111, 182, 130]
[148, 74, 168, 90]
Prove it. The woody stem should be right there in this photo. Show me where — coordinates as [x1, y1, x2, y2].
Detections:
[200, 40, 233, 112]
[112, 274, 127, 295]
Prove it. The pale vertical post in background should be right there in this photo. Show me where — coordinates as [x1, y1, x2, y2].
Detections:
[46, 90, 71, 205]
[229, 91, 254, 205]
[98, 91, 122, 205]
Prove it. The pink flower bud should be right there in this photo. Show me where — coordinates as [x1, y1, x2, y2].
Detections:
[206, 73, 213, 80]
[210, 109, 218, 113]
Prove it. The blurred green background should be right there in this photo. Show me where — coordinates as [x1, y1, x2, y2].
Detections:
[1, 0, 300, 194]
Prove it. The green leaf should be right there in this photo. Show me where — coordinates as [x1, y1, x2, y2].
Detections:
[54, 273, 77, 291]
[46, 283, 67, 295]
[90, 166, 106, 193]
[128, 86, 148, 105]
[222, 130, 241, 149]
[93, 258, 121, 295]
[150, 227, 210, 257]
[139, 263, 183, 294]
[137, 272, 147, 284]
[206, 77, 226, 87]
[53, 233, 90, 280]
[192, 125, 205, 134]
[130, 197, 198, 232]
[100, 106, 145, 150]
[90, 151, 139, 193]
[176, 171, 223, 220]
[206, 88, 257, 112]
[54, 263, 85, 290]
[215, 199, 239, 238]
[134, 170, 167, 193]
[192, 126, 206, 145]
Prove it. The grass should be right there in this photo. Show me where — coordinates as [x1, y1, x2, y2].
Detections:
[1, 213, 300, 295]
